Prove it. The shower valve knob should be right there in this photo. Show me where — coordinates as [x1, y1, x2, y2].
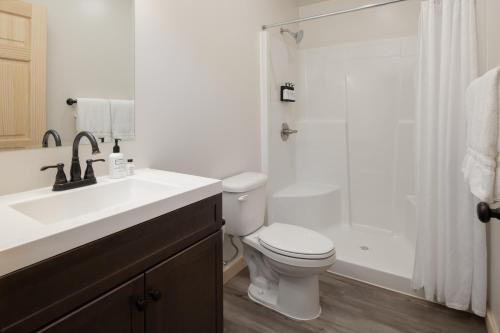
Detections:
[281, 123, 298, 141]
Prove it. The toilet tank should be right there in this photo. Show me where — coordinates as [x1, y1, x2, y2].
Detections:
[222, 172, 268, 236]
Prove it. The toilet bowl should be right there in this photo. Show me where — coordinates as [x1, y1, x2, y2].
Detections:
[242, 224, 335, 320]
[223, 172, 336, 320]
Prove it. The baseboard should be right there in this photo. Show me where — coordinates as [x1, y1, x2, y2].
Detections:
[487, 308, 499, 333]
[223, 256, 246, 285]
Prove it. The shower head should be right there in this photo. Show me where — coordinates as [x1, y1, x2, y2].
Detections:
[280, 28, 304, 44]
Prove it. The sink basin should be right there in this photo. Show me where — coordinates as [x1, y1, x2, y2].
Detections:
[0, 168, 222, 278]
[11, 179, 178, 225]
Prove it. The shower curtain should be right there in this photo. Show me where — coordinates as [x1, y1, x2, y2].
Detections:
[412, 0, 486, 316]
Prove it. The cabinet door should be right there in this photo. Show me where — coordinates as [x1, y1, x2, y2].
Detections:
[38, 275, 145, 333]
[145, 231, 223, 333]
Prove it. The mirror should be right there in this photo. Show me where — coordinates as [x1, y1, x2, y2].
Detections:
[0, 0, 135, 150]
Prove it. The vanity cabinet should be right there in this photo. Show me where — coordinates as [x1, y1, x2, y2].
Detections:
[145, 232, 222, 332]
[0, 195, 223, 333]
[38, 275, 146, 333]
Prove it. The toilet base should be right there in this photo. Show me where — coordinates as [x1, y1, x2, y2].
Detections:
[241, 227, 335, 321]
[247, 277, 322, 321]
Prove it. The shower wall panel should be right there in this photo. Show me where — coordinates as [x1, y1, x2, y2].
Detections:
[297, 36, 417, 235]
[265, 31, 300, 195]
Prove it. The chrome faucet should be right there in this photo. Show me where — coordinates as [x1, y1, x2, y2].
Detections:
[42, 129, 62, 147]
[41, 131, 105, 191]
[71, 131, 101, 182]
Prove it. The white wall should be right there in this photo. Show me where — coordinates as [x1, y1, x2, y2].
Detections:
[298, 0, 420, 48]
[0, 142, 139, 195]
[27, 0, 135, 145]
[134, 0, 298, 180]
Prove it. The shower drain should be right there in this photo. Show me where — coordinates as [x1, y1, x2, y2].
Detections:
[360, 246, 370, 251]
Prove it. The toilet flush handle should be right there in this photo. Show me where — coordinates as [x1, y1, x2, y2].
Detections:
[238, 194, 249, 202]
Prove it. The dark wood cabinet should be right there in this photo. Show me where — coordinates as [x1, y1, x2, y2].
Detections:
[0, 195, 223, 333]
[38, 275, 145, 333]
[145, 232, 223, 333]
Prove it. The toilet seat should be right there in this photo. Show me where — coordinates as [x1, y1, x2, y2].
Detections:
[258, 223, 335, 260]
[242, 227, 336, 269]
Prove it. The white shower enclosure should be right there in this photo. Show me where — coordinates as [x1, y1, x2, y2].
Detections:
[260, 27, 419, 294]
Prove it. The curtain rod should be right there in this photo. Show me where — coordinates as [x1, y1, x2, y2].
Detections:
[262, 0, 412, 30]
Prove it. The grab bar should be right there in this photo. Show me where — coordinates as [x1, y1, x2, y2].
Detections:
[477, 202, 500, 223]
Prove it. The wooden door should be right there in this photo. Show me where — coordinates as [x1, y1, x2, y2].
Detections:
[37, 275, 145, 333]
[145, 232, 223, 333]
[0, 0, 46, 149]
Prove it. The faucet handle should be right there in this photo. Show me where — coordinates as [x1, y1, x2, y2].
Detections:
[84, 159, 105, 180]
[41, 163, 68, 186]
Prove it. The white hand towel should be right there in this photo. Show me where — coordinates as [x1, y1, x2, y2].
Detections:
[75, 98, 112, 142]
[110, 99, 135, 141]
[463, 66, 500, 202]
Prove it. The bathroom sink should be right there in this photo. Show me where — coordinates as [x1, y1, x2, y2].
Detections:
[0, 169, 222, 277]
[11, 179, 178, 225]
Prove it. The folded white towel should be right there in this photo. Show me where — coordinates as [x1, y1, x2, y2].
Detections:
[463, 67, 500, 203]
[110, 99, 135, 141]
[75, 98, 112, 142]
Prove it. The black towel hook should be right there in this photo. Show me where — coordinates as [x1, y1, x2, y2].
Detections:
[66, 98, 78, 106]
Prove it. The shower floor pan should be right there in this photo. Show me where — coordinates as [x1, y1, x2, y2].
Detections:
[323, 224, 422, 297]
[269, 183, 421, 297]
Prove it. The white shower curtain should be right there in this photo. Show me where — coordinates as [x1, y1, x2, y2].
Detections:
[412, 0, 486, 316]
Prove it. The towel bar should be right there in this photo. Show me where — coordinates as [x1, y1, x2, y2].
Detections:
[66, 98, 78, 106]
[477, 202, 500, 223]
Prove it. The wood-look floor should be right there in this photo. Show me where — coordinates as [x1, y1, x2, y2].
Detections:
[224, 269, 486, 333]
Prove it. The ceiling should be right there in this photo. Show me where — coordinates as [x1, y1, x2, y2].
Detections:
[295, 0, 329, 6]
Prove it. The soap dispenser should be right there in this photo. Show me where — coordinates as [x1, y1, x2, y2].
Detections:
[109, 139, 126, 179]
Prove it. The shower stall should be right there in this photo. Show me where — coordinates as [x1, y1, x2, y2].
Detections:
[260, 0, 421, 295]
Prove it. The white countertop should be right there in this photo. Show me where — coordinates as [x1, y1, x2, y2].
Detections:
[0, 169, 222, 277]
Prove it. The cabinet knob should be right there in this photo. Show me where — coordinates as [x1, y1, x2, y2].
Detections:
[133, 296, 148, 311]
[149, 289, 162, 301]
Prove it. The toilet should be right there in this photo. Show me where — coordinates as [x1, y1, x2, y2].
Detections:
[223, 172, 336, 321]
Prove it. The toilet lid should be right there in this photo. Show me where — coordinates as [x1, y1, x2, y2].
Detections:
[259, 223, 335, 259]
